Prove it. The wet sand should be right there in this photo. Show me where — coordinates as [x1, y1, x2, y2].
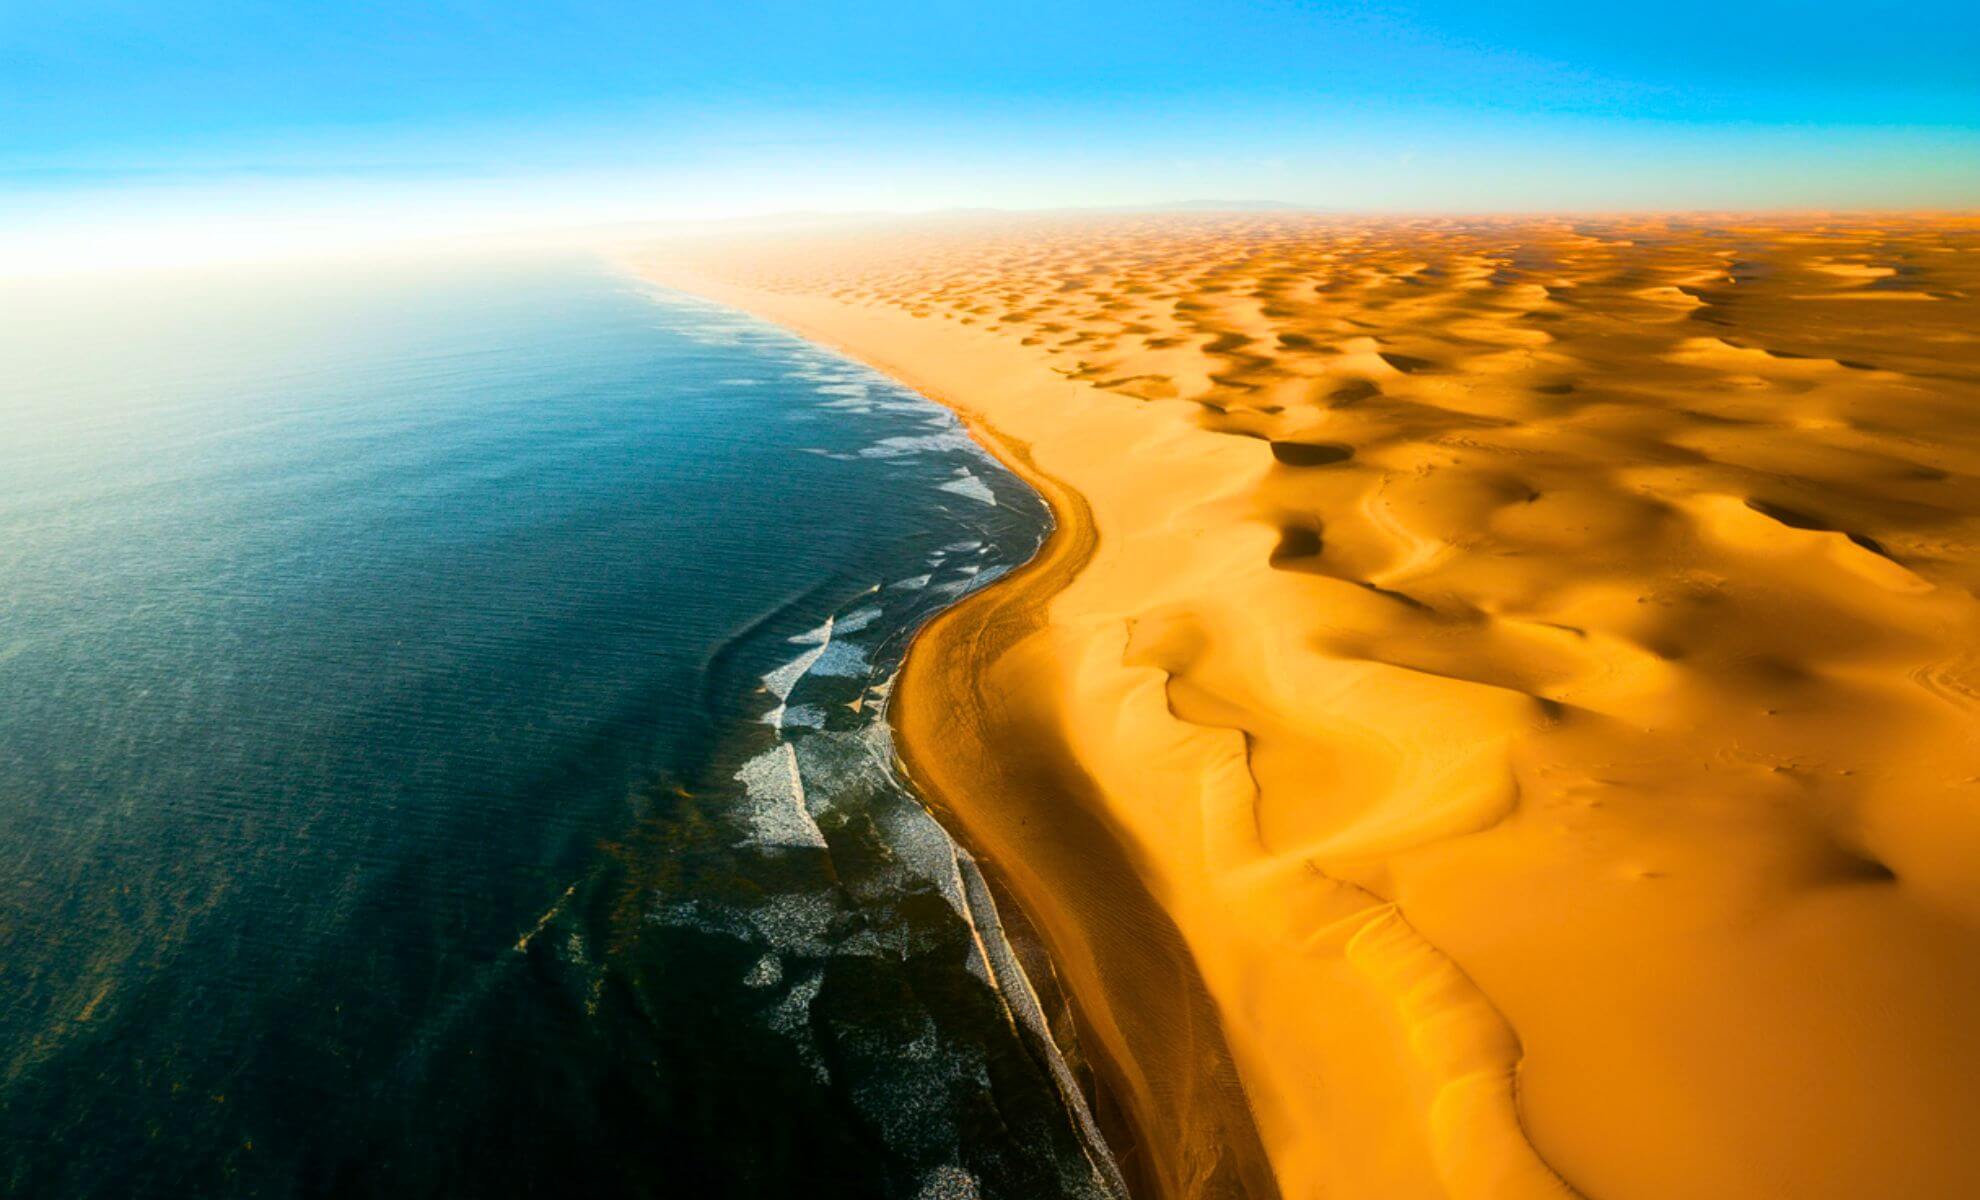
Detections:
[636, 213, 1980, 1199]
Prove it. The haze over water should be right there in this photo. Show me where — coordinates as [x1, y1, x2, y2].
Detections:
[0, 256, 1115, 1198]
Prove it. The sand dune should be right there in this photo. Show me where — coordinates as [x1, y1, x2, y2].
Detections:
[637, 213, 1980, 1200]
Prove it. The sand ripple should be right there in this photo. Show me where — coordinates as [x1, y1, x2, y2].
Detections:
[641, 213, 1980, 1200]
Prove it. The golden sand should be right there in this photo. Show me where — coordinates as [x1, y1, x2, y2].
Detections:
[638, 213, 1980, 1200]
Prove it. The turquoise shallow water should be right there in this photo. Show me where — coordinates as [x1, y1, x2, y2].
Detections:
[0, 256, 1118, 1198]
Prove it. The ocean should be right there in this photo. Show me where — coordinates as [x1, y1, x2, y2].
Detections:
[0, 254, 1119, 1199]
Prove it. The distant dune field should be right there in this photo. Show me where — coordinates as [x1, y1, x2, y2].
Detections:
[640, 213, 1980, 1200]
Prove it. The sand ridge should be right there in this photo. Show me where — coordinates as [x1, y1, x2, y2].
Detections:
[637, 213, 1980, 1200]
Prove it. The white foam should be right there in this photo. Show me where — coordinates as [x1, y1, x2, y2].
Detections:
[859, 432, 977, 458]
[788, 619, 834, 646]
[784, 723, 894, 812]
[743, 954, 782, 989]
[808, 640, 871, 678]
[768, 970, 830, 1084]
[916, 1165, 983, 1200]
[734, 743, 826, 850]
[766, 703, 827, 730]
[938, 469, 999, 506]
[762, 615, 834, 729]
[835, 605, 884, 635]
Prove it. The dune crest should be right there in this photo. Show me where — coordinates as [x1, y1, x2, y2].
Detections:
[637, 213, 1980, 1200]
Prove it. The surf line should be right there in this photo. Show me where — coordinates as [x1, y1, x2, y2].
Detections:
[764, 613, 836, 732]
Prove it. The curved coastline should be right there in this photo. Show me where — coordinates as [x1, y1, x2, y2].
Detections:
[0, 262, 1147, 1197]
[630, 261, 1278, 1200]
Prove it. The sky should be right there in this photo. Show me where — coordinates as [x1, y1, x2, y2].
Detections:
[3, 0, 1977, 273]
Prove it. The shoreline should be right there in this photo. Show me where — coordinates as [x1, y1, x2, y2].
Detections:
[614, 272, 1142, 1193]
[628, 261, 1279, 1198]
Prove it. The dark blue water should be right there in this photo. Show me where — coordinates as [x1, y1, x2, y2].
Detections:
[0, 257, 1120, 1199]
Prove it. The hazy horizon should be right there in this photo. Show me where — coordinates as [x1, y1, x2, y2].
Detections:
[7, 1, 1977, 274]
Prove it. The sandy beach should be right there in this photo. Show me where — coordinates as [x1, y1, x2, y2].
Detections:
[637, 213, 1980, 1200]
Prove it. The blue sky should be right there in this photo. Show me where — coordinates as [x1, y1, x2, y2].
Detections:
[4, 1, 1977, 270]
